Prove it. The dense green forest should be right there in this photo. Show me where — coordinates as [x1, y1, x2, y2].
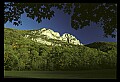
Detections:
[4, 28, 117, 71]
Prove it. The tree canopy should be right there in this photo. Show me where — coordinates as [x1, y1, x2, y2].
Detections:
[4, 3, 117, 38]
[4, 28, 117, 71]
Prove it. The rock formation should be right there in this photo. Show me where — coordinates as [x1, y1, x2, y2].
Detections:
[24, 28, 83, 46]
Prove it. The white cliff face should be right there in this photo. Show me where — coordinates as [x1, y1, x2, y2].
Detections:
[61, 33, 81, 45]
[24, 28, 83, 46]
[35, 38, 52, 45]
[40, 28, 60, 39]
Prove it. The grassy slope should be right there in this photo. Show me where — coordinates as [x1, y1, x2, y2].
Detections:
[4, 69, 116, 79]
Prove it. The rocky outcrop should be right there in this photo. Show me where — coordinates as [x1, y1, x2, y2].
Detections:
[61, 33, 80, 45]
[24, 28, 83, 46]
[40, 28, 60, 39]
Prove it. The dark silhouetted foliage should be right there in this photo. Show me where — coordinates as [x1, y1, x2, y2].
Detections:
[4, 3, 117, 38]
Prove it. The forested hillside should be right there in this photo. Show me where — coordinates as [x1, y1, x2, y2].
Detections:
[85, 42, 117, 52]
[4, 28, 117, 71]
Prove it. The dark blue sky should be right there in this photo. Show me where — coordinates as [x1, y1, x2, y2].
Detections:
[4, 7, 117, 44]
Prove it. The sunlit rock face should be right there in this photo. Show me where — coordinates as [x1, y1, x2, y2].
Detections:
[40, 28, 60, 39]
[61, 33, 81, 45]
[25, 28, 83, 46]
